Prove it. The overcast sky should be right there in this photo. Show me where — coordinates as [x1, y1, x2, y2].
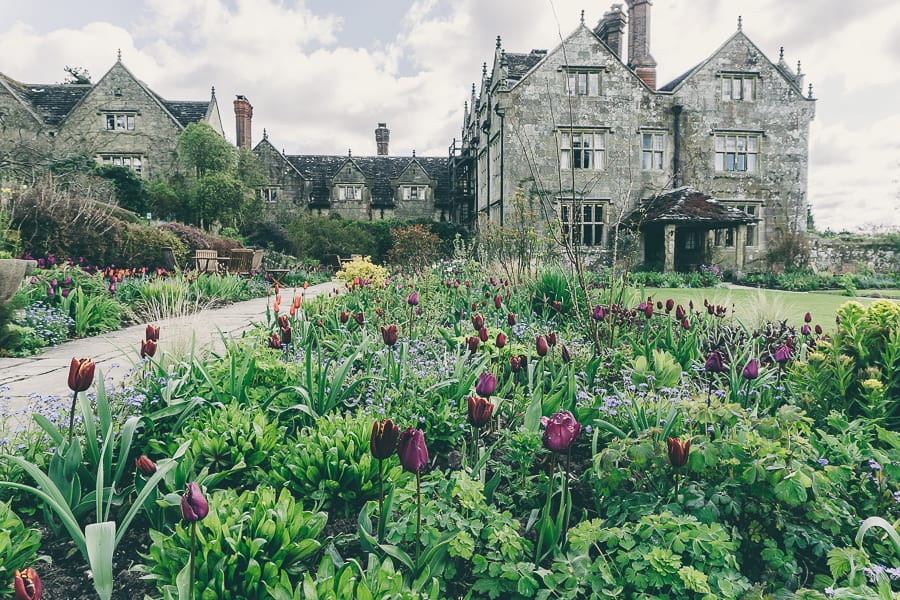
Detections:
[1, 0, 898, 231]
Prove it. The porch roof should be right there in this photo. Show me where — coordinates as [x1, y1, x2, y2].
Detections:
[623, 186, 759, 228]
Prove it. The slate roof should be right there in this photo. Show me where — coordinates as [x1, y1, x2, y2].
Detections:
[658, 64, 699, 92]
[285, 154, 450, 208]
[623, 186, 759, 228]
[506, 50, 547, 83]
[159, 100, 210, 128]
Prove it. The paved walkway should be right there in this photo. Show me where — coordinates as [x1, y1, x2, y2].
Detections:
[0, 281, 338, 429]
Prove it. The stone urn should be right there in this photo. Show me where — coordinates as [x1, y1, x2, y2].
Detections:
[0, 258, 37, 305]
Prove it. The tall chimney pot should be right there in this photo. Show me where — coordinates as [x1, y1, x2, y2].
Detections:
[625, 0, 657, 89]
[234, 95, 253, 150]
[375, 122, 390, 156]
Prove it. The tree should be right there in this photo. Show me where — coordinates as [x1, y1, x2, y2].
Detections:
[95, 165, 148, 215]
[190, 171, 245, 229]
[63, 66, 91, 84]
[177, 122, 233, 178]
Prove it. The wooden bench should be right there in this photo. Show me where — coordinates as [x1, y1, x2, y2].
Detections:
[228, 248, 254, 277]
[193, 250, 219, 274]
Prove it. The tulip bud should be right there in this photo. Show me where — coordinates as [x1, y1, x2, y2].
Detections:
[536, 335, 549, 357]
[814, 324, 822, 335]
[666, 437, 691, 468]
[280, 325, 292, 345]
[180, 482, 209, 522]
[561, 343, 572, 363]
[370, 419, 400, 460]
[704, 350, 725, 374]
[478, 326, 489, 343]
[381, 324, 399, 346]
[268, 332, 282, 349]
[397, 427, 429, 473]
[801, 324, 811, 336]
[675, 304, 686, 320]
[140, 339, 157, 358]
[681, 318, 691, 330]
[354, 311, 365, 325]
[665, 299, 674, 313]
[546, 332, 557, 347]
[146, 324, 160, 341]
[510, 354, 526, 373]
[67, 357, 95, 393]
[466, 336, 479, 353]
[475, 372, 497, 398]
[135, 455, 157, 476]
[495, 331, 507, 348]
[644, 302, 654, 319]
[507, 312, 517, 326]
[407, 291, 419, 306]
[278, 315, 290, 330]
[471, 313, 485, 331]
[467, 396, 494, 428]
[551, 300, 562, 312]
[339, 310, 350, 324]
[13, 567, 42, 600]
[540, 410, 581, 452]
[742, 358, 759, 380]
[591, 305, 606, 321]
[804, 312, 812, 323]
[494, 294, 503, 309]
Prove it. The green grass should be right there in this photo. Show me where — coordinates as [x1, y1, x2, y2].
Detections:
[818, 288, 900, 300]
[640, 286, 893, 333]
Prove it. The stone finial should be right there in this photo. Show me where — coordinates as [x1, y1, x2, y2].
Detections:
[348, 148, 352, 157]
[471, 82, 476, 95]
[808, 83, 814, 99]
[496, 35, 501, 49]
[210, 85, 216, 97]
[779, 46, 784, 61]
[262, 128, 267, 140]
[482, 62, 487, 76]
[580, 9, 584, 24]
[412, 149, 416, 157]
[796, 60, 802, 75]
[117, 48, 122, 61]
[737, 15, 742, 31]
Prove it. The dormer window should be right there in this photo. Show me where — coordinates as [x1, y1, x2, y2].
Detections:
[563, 68, 601, 96]
[337, 185, 362, 200]
[105, 113, 135, 131]
[401, 185, 427, 200]
[720, 72, 757, 101]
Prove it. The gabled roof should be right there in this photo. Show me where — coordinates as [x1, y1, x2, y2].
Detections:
[284, 154, 451, 208]
[506, 50, 547, 83]
[157, 99, 211, 128]
[623, 186, 759, 228]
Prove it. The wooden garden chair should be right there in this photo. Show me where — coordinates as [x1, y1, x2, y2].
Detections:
[193, 249, 219, 274]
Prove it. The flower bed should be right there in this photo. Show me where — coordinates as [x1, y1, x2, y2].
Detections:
[1, 261, 898, 598]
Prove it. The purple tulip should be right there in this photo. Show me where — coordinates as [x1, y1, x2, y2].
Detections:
[407, 291, 419, 306]
[742, 358, 759, 380]
[475, 372, 497, 398]
[535, 335, 549, 357]
[774, 344, 792, 365]
[815, 324, 823, 335]
[591, 305, 606, 321]
[804, 312, 812, 323]
[180, 482, 209, 522]
[397, 427, 429, 473]
[704, 350, 725, 373]
[495, 331, 507, 348]
[510, 354, 526, 373]
[540, 410, 581, 453]
[561, 344, 572, 363]
[675, 304, 686, 320]
[801, 324, 811, 336]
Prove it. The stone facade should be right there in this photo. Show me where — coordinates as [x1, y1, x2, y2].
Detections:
[0, 59, 222, 182]
[809, 234, 900, 275]
[451, 6, 816, 273]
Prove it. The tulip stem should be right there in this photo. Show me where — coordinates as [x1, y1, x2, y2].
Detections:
[377, 458, 384, 543]
[189, 520, 197, 600]
[67, 390, 78, 446]
[415, 470, 422, 567]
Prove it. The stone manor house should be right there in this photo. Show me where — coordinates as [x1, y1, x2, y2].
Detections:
[0, 1, 815, 273]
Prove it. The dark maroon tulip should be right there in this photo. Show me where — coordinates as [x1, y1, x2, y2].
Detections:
[472, 313, 485, 331]
[67, 357, 95, 393]
[180, 482, 209, 522]
[774, 344, 792, 364]
[339, 310, 350, 324]
[804, 312, 812, 323]
[666, 437, 691, 468]
[704, 350, 725, 374]
[815, 324, 823, 335]
[689, 300, 694, 310]
[467, 396, 494, 427]
[381, 324, 399, 346]
[707, 304, 715, 315]
[665, 299, 674, 313]
[675, 304, 686, 320]
[551, 300, 562, 313]
[466, 336, 480, 353]
[397, 427, 429, 473]
[656, 300, 663, 310]
[268, 332, 281, 349]
[536, 335, 549, 357]
[494, 294, 503, 309]
[591, 305, 606, 321]
[13, 567, 42, 600]
[277, 315, 290, 330]
[644, 302, 654, 319]
[507, 312, 517, 326]
[801, 324, 811, 336]
[546, 332, 557, 347]
[478, 326, 489, 343]
[407, 291, 419, 306]
[354, 311, 366, 325]
[145, 324, 160, 341]
[540, 410, 581, 453]
[475, 372, 497, 398]
[135, 455, 157, 476]
[140, 339, 157, 358]
[510, 354, 526, 373]
[495, 331, 507, 348]
[280, 325, 292, 345]
[742, 358, 759, 380]
[561, 344, 572, 363]
[370, 419, 400, 460]
[681, 318, 691, 330]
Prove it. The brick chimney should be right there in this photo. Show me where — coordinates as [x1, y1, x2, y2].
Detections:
[625, 0, 657, 89]
[594, 4, 627, 58]
[234, 95, 253, 150]
[375, 122, 390, 155]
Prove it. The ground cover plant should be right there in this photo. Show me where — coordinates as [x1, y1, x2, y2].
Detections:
[0, 258, 898, 599]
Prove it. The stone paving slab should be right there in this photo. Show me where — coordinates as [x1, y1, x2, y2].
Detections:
[0, 281, 338, 431]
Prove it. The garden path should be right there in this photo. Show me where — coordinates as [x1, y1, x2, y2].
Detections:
[0, 280, 339, 433]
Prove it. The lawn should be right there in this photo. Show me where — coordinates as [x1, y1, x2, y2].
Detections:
[642, 285, 891, 332]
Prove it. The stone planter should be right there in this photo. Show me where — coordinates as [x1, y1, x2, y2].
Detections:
[0, 258, 37, 305]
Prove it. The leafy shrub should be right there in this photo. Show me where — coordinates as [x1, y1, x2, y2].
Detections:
[388, 224, 442, 270]
[271, 412, 399, 516]
[156, 221, 241, 260]
[294, 554, 440, 599]
[142, 486, 327, 599]
[0, 500, 42, 590]
[120, 224, 187, 269]
[287, 215, 377, 263]
[335, 256, 388, 288]
[245, 221, 295, 254]
[529, 267, 586, 316]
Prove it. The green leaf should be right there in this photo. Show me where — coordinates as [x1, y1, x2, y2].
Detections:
[774, 474, 807, 506]
[86, 522, 116, 600]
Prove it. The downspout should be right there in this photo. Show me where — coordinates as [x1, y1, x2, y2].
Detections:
[495, 102, 505, 226]
[672, 104, 682, 187]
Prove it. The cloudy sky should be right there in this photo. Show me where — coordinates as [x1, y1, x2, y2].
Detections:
[1, 0, 898, 231]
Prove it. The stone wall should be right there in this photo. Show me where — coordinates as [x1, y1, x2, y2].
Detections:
[808, 234, 900, 274]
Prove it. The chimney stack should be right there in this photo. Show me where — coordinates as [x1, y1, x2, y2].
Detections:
[625, 0, 657, 89]
[375, 122, 390, 156]
[594, 4, 627, 58]
[234, 95, 253, 150]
